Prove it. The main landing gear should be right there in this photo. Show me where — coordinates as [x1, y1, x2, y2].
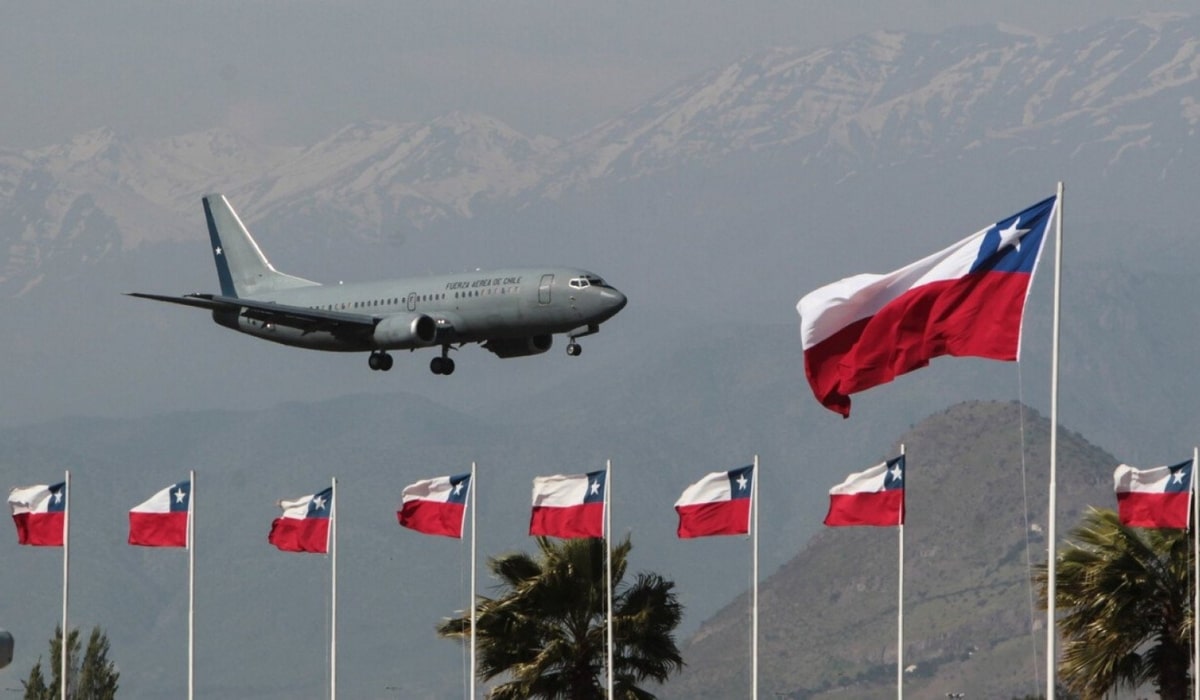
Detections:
[430, 345, 456, 375]
[368, 351, 394, 371]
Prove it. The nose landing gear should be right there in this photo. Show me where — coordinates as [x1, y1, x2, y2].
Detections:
[566, 323, 599, 357]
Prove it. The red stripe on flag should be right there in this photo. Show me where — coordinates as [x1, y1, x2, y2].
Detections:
[529, 502, 604, 538]
[675, 499, 751, 539]
[805, 271, 1032, 417]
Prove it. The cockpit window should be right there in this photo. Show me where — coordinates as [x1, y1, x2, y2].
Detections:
[585, 275, 609, 288]
[569, 277, 590, 289]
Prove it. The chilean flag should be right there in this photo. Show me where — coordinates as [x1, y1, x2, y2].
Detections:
[824, 456, 905, 527]
[675, 465, 753, 538]
[8, 482, 67, 546]
[398, 473, 471, 538]
[129, 481, 191, 548]
[529, 470, 606, 539]
[798, 196, 1057, 417]
[268, 486, 333, 553]
[1114, 461, 1193, 529]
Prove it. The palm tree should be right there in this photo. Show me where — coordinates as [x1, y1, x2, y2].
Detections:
[1034, 507, 1191, 699]
[438, 536, 684, 699]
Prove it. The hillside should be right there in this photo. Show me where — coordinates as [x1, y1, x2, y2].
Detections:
[668, 400, 1115, 699]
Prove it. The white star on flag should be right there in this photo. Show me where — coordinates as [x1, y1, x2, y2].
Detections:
[214, 246, 223, 255]
[174, 488, 186, 504]
[890, 464, 903, 481]
[589, 480, 600, 496]
[736, 474, 748, 491]
[452, 482, 463, 495]
[312, 495, 326, 510]
[995, 219, 1030, 253]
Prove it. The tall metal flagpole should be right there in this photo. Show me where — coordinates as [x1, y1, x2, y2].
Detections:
[1193, 446, 1198, 700]
[606, 459, 614, 700]
[61, 469, 70, 700]
[898, 445, 905, 700]
[470, 462, 477, 700]
[751, 455, 759, 700]
[189, 469, 196, 700]
[1046, 181, 1064, 700]
[331, 476, 338, 700]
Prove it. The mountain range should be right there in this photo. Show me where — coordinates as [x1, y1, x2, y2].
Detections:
[1, 12, 1199, 698]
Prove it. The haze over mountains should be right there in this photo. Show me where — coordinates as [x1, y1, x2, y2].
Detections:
[1, 13, 1198, 698]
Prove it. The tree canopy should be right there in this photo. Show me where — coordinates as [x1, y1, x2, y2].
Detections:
[1035, 507, 1191, 699]
[439, 536, 684, 699]
[22, 626, 119, 700]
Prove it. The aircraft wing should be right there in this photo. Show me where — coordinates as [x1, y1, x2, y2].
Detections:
[126, 292, 378, 337]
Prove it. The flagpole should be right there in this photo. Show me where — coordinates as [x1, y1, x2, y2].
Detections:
[470, 462, 477, 700]
[1192, 446, 1198, 700]
[751, 455, 759, 700]
[605, 459, 614, 700]
[1046, 180, 1063, 700]
[188, 469, 196, 700]
[330, 476, 337, 700]
[61, 469, 70, 700]
[897, 445, 905, 700]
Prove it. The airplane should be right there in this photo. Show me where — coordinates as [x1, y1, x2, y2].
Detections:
[128, 194, 627, 375]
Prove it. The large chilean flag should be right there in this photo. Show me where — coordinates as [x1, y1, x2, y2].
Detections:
[798, 196, 1057, 417]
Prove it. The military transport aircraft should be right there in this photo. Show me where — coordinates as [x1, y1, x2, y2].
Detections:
[129, 195, 627, 375]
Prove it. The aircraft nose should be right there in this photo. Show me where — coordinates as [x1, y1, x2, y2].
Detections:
[601, 287, 628, 317]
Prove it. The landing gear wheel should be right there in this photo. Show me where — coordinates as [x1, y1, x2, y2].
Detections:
[431, 356, 453, 375]
[369, 351, 393, 371]
[566, 342, 582, 357]
[442, 357, 455, 375]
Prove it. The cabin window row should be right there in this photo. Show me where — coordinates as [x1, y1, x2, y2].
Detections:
[309, 286, 518, 312]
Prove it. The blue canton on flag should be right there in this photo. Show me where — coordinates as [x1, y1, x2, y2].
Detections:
[169, 481, 191, 512]
[726, 465, 754, 500]
[1164, 460, 1192, 493]
[307, 487, 333, 519]
[582, 469, 606, 504]
[969, 196, 1055, 275]
[446, 473, 471, 504]
[882, 456, 905, 491]
[46, 482, 67, 512]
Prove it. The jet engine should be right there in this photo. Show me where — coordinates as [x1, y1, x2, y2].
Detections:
[484, 334, 553, 358]
[0, 628, 12, 669]
[373, 313, 437, 349]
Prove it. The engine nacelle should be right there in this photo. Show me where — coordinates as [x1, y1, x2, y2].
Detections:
[0, 628, 12, 669]
[373, 313, 437, 349]
[484, 334, 553, 358]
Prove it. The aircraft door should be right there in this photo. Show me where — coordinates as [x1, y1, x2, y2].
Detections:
[407, 293, 417, 311]
[538, 274, 553, 305]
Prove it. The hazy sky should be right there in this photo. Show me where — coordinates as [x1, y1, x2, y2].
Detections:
[0, 1, 1190, 148]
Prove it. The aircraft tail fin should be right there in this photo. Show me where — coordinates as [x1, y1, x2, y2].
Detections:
[202, 194, 317, 298]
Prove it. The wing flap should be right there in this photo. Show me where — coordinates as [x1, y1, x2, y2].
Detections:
[126, 292, 379, 337]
